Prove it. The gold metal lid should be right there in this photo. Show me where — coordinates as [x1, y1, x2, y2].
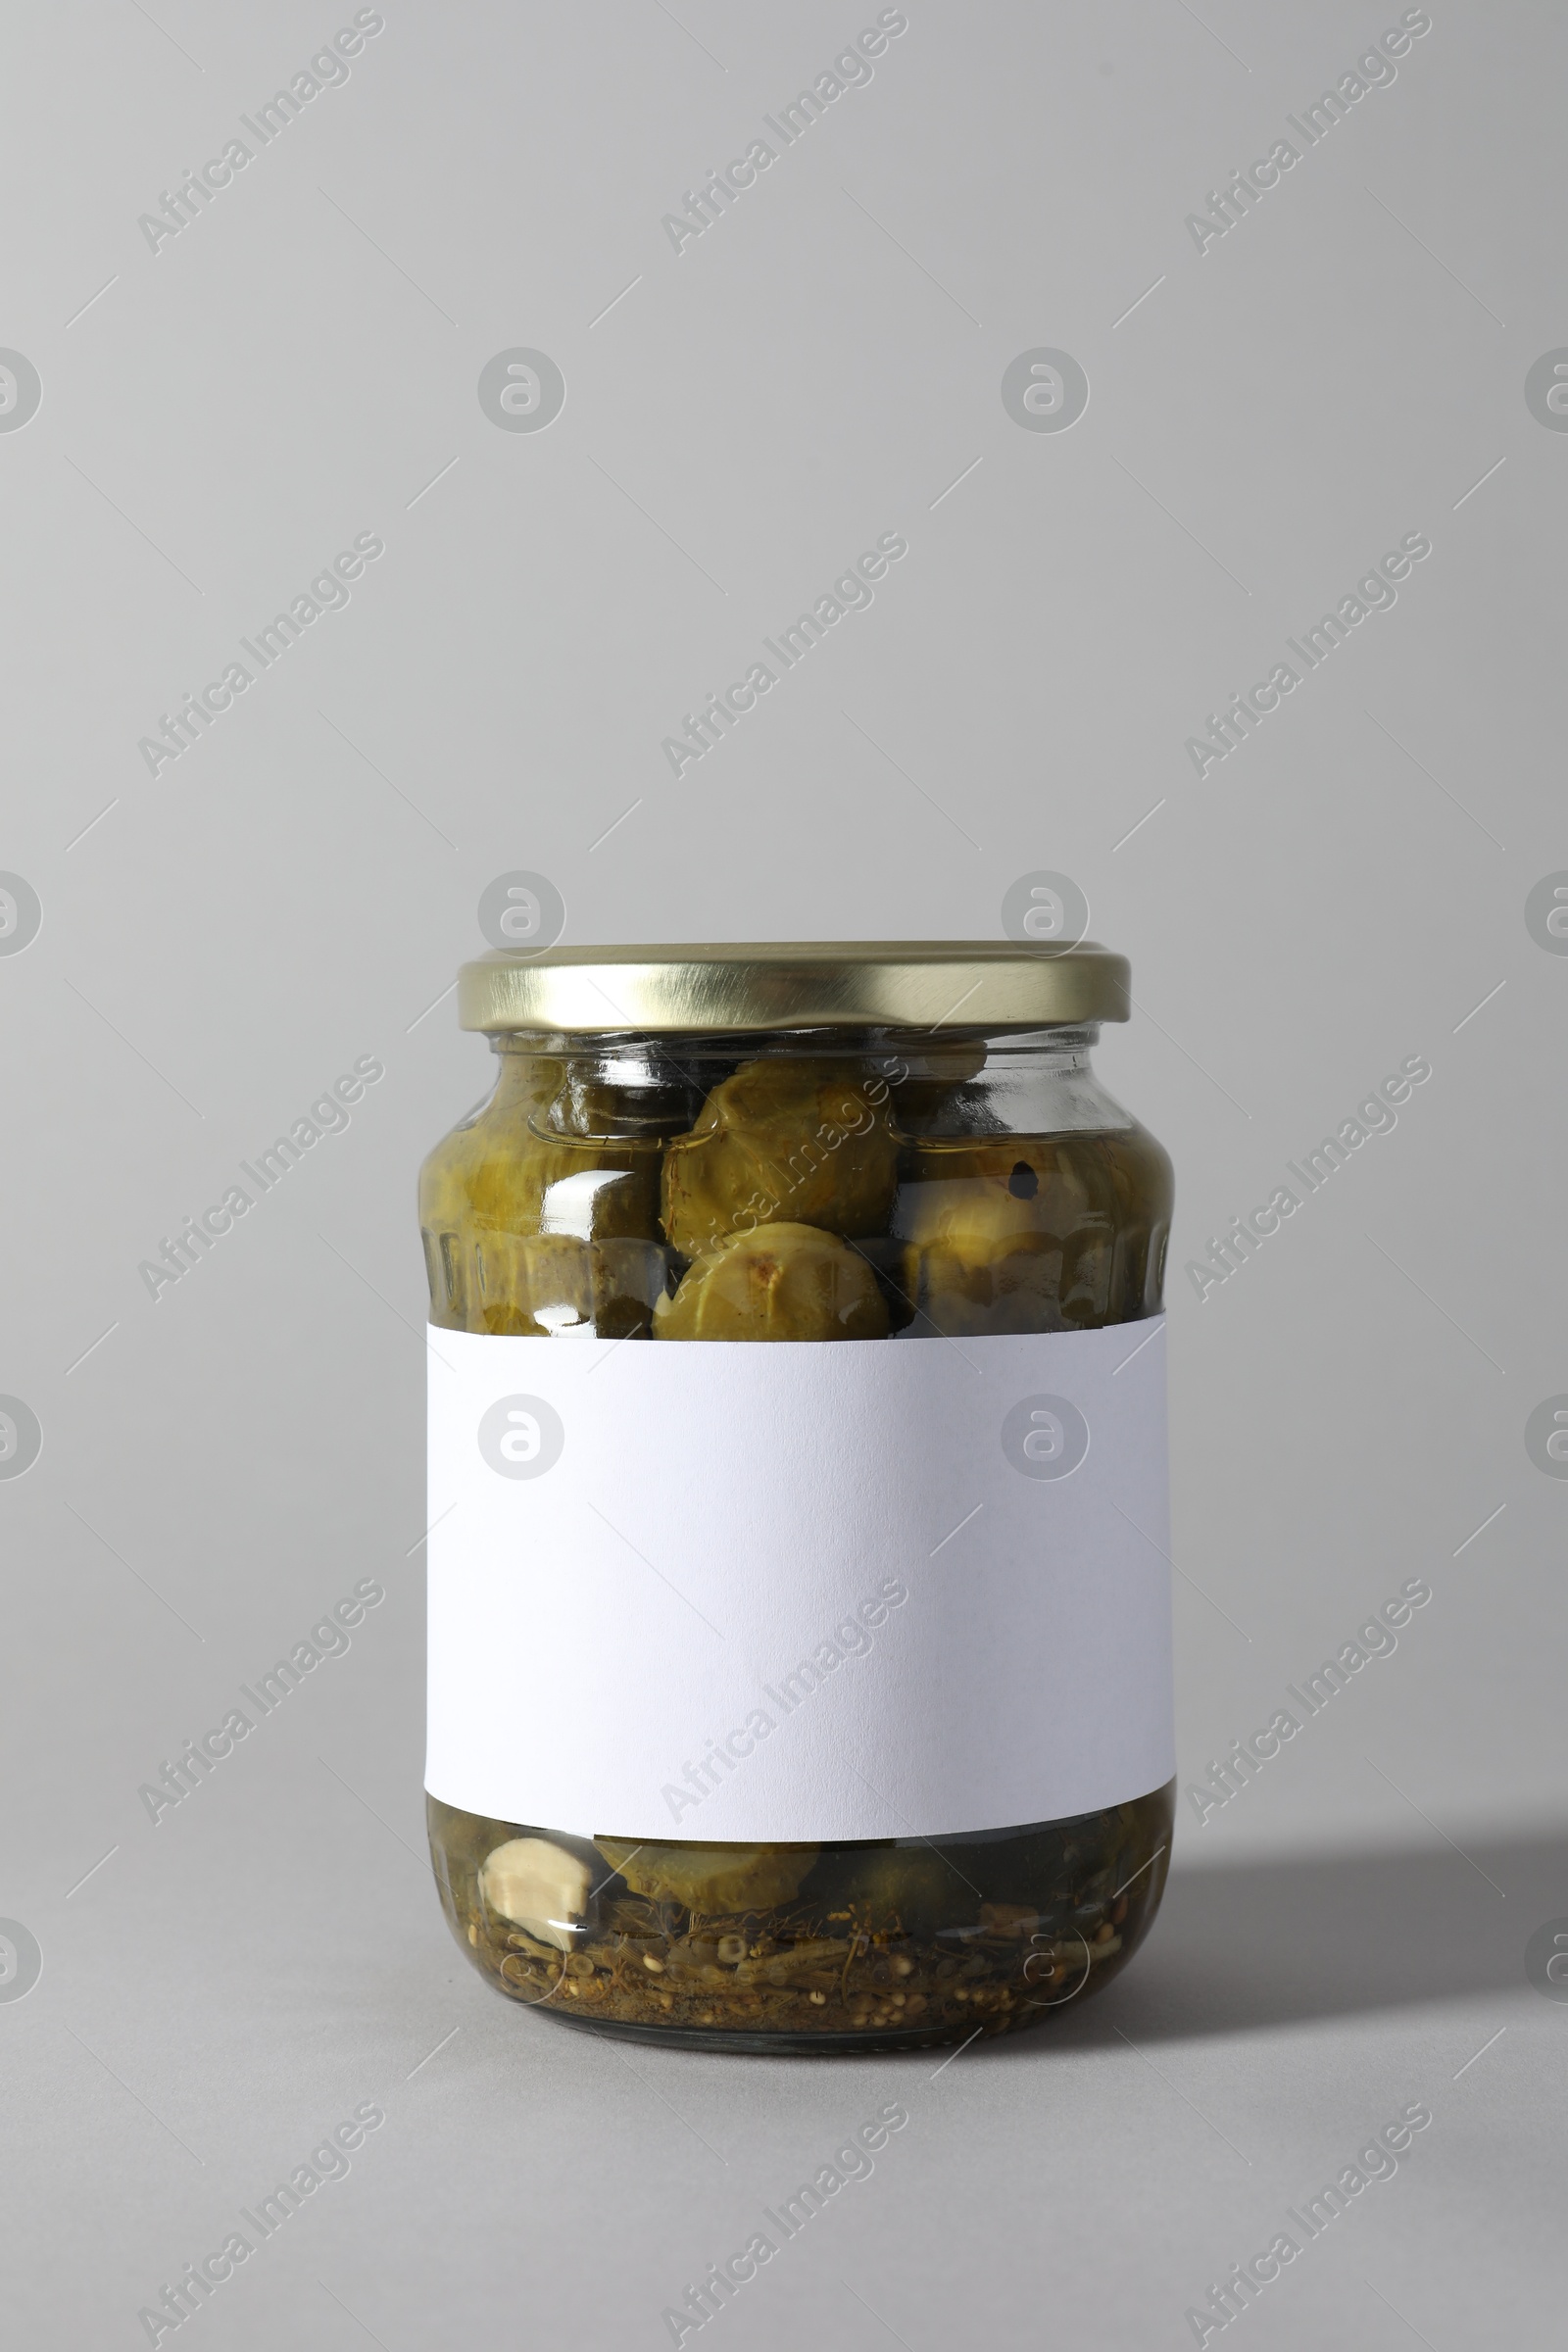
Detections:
[458, 942, 1130, 1035]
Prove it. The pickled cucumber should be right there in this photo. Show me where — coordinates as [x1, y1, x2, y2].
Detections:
[654, 1222, 890, 1342]
[420, 1051, 663, 1336]
[895, 1129, 1172, 1337]
[662, 1057, 900, 1259]
[595, 1838, 815, 1913]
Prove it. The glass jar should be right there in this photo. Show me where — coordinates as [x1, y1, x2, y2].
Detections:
[420, 944, 1175, 2051]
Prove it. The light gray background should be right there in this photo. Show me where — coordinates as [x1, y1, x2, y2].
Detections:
[2, 1, 1563, 2343]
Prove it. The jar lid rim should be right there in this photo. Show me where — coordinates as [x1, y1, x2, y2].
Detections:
[457, 942, 1131, 1034]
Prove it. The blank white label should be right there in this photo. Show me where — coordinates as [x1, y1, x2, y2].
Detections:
[426, 1318, 1173, 1842]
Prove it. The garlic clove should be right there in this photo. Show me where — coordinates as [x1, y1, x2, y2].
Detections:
[479, 1837, 592, 1952]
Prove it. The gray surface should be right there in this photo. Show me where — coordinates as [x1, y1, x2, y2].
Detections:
[2, 1, 1564, 2343]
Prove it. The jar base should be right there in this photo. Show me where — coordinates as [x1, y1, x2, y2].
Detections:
[505, 2001, 1035, 2058]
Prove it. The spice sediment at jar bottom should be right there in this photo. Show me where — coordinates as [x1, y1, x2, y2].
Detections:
[421, 943, 1176, 2052]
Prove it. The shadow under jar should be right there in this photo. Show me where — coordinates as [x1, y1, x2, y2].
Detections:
[421, 943, 1176, 2053]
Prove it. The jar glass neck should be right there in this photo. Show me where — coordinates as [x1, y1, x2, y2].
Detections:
[480, 1025, 1121, 1139]
[489, 1023, 1102, 1062]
